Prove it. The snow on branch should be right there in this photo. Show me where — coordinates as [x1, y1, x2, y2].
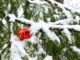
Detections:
[49, 19, 73, 25]
[28, 0, 78, 14]
[8, 14, 33, 24]
[10, 34, 30, 60]
[49, 0, 80, 13]
[44, 55, 52, 60]
[28, 0, 47, 4]
[0, 44, 8, 54]
[63, 28, 72, 43]
[49, 25, 80, 32]
[71, 46, 80, 54]
[8, 13, 80, 44]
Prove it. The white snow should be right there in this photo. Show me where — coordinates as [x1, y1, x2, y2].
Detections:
[75, 15, 80, 24]
[10, 35, 27, 60]
[0, 44, 8, 55]
[17, 5, 24, 18]
[39, 20, 60, 43]
[63, 29, 72, 43]
[44, 55, 53, 60]
[53, 14, 60, 19]
[10, 34, 38, 60]
[30, 22, 42, 35]
[28, 56, 37, 60]
[64, 0, 80, 11]
[8, 3, 11, 11]
[51, 19, 67, 25]
[72, 25, 80, 31]
[28, 0, 47, 4]
[8, 14, 16, 22]
[29, 36, 38, 44]
[37, 44, 46, 55]
[0, 33, 4, 37]
[71, 46, 80, 54]
[30, 20, 60, 43]
[49, 25, 80, 32]
[16, 17, 33, 24]
[2, 18, 7, 27]
[2, 44, 8, 50]
[47, 18, 50, 22]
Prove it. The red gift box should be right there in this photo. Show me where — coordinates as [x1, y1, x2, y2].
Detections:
[17, 27, 31, 41]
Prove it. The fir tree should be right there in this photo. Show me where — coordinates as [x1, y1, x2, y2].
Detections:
[0, 0, 80, 60]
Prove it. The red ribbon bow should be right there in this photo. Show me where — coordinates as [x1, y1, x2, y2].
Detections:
[17, 27, 31, 41]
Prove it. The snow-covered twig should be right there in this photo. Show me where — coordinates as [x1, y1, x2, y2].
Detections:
[49, 0, 80, 13]
[0, 44, 8, 54]
[8, 14, 80, 44]
[15, 17, 80, 32]
[49, 25, 80, 31]
[71, 46, 80, 54]
[28, 0, 47, 4]
[63, 28, 72, 43]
